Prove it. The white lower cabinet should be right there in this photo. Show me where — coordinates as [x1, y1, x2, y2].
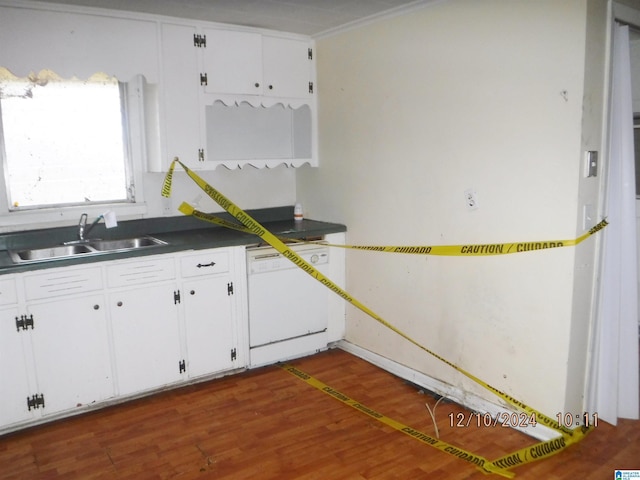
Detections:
[0, 276, 32, 427]
[0, 245, 248, 434]
[182, 275, 236, 378]
[0, 305, 35, 427]
[179, 248, 244, 378]
[27, 294, 113, 414]
[109, 283, 183, 396]
[106, 255, 183, 396]
[1, 270, 113, 427]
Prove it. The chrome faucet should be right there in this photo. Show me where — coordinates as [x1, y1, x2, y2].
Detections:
[78, 213, 103, 241]
[78, 213, 88, 241]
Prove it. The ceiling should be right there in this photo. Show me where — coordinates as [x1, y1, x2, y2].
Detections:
[34, 0, 427, 36]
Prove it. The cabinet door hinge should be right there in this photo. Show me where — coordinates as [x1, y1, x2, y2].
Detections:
[15, 314, 34, 332]
[27, 393, 45, 411]
[309, 82, 314, 94]
[174, 290, 181, 304]
[227, 282, 234, 296]
[198, 148, 205, 162]
[200, 72, 208, 86]
[308, 48, 313, 60]
[231, 348, 237, 361]
[179, 359, 186, 374]
[193, 33, 207, 48]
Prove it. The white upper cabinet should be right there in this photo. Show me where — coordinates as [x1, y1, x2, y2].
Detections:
[262, 36, 313, 100]
[202, 29, 263, 96]
[202, 29, 312, 101]
[157, 24, 317, 170]
[160, 23, 202, 170]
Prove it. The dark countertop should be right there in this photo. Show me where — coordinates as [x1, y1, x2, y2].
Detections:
[0, 206, 346, 274]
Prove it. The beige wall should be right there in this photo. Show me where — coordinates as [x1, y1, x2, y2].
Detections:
[298, 0, 606, 416]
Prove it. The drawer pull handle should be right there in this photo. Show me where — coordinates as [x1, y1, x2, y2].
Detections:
[117, 301, 123, 307]
[197, 262, 215, 268]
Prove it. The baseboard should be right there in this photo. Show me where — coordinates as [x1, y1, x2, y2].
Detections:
[335, 340, 560, 441]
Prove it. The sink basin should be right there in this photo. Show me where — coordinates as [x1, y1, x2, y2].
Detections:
[88, 236, 167, 251]
[10, 244, 93, 262]
[9, 236, 168, 264]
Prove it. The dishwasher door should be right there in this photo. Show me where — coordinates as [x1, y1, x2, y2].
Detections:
[247, 243, 330, 366]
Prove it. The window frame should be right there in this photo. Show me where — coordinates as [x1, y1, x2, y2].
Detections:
[0, 74, 148, 230]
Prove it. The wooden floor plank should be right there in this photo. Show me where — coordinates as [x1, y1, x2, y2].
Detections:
[0, 348, 638, 479]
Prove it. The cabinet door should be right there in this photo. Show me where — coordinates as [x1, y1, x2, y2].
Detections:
[0, 307, 36, 427]
[110, 284, 182, 396]
[159, 23, 202, 171]
[183, 276, 235, 378]
[202, 29, 262, 95]
[27, 294, 113, 415]
[263, 36, 312, 99]
[0, 276, 17, 307]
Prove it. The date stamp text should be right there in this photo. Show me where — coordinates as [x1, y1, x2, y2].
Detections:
[448, 411, 537, 428]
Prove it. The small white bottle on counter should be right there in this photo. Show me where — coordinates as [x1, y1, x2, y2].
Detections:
[294, 202, 303, 221]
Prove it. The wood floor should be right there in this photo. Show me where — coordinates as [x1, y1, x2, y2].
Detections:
[0, 348, 638, 479]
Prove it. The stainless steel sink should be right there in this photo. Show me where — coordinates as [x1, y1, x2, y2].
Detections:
[88, 236, 167, 251]
[10, 244, 94, 262]
[9, 236, 167, 264]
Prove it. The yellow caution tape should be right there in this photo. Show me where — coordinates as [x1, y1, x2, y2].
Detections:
[280, 363, 513, 478]
[162, 158, 595, 465]
[485, 428, 591, 473]
[281, 363, 592, 477]
[178, 200, 608, 258]
[316, 220, 608, 256]
[178, 202, 251, 233]
[177, 201, 608, 258]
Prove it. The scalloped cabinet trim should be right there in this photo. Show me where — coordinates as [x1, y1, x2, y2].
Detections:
[209, 96, 313, 110]
[212, 159, 314, 170]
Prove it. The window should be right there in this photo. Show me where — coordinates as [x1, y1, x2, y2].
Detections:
[0, 68, 134, 210]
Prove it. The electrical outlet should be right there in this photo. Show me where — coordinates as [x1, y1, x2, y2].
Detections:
[464, 189, 479, 211]
[162, 196, 173, 216]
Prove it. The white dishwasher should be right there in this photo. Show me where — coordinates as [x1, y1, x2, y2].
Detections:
[246, 242, 330, 367]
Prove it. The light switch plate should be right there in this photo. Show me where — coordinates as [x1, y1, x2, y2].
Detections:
[586, 151, 598, 177]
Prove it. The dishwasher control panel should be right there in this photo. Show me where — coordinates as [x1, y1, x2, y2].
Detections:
[247, 244, 329, 274]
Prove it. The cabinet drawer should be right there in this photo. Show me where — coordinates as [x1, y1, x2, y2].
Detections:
[0, 276, 17, 305]
[180, 250, 229, 277]
[24, 266, 103, 301]
[107, 257, 175, 287]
